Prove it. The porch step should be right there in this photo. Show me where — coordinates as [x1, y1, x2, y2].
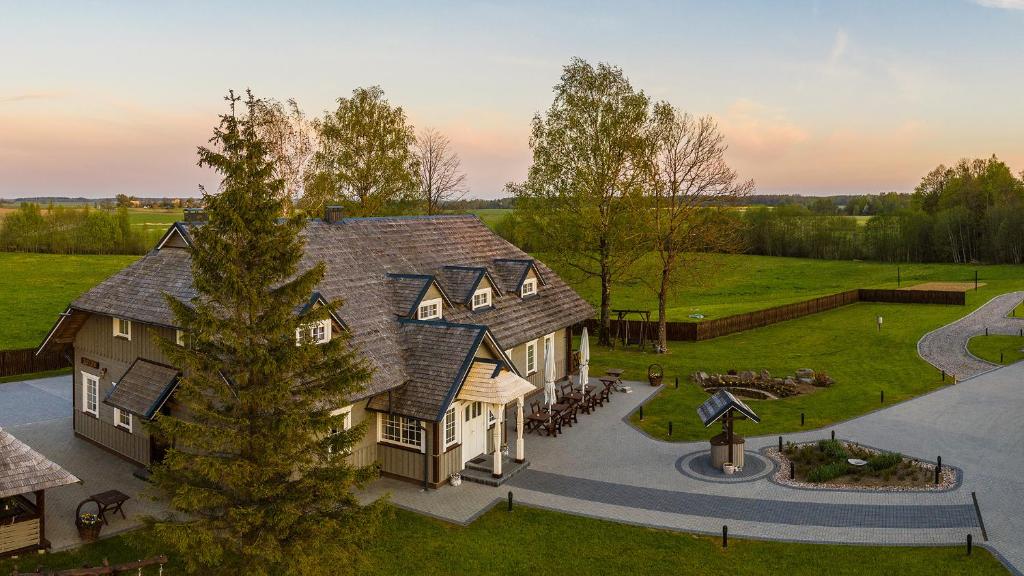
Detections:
[458, 454, 529, 487]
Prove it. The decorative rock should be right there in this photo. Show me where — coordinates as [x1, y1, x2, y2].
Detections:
[796, 368, 815, 379]
[739, 370, 755, 384]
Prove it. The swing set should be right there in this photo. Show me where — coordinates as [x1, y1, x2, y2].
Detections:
[610, 309, 652, 351]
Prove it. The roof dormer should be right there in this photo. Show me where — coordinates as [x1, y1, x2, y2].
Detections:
[493, 259, 544, 298]
[387, 273, 453, 319]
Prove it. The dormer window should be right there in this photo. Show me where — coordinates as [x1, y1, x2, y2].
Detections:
[296, 319, 332, 345]
[521, 279, 537, 298]
[418, 298, 442, 320]
[471, 288, 492, 310]
[113, 317, 132, 340]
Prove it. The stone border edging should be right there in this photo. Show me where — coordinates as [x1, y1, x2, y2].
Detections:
[674, 450, 775, 484]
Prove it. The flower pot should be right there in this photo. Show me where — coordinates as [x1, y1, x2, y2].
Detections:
[77, 522, 101, 542]
[648, 375, 663, 387]
[722, 463, 736, 475]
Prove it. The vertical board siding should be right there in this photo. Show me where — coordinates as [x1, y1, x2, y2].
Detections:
[0, 518, 39, 554]
[438, 445, 462, 482]
[0, 347, 71, 378]
[584, 288, 964, 343]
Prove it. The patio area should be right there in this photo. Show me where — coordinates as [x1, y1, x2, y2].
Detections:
[0, 375, 167, 553]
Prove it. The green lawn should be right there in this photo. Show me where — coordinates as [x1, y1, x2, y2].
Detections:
[550, 253, 1021, 321]
[1012, 301, 1024, 318]
[967, 334, 1024, 365]
[0, 507, 1005, 575]
[126, 208, 181, 246]
[587, 274, 1024, 441]
[468, 208, 510, 230]
[0, 252, 139, 349]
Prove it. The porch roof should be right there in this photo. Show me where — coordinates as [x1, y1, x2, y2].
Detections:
[0, 428, 79, 499]
[457, 360, 536, 405]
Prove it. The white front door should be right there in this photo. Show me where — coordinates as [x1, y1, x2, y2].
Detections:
[461, 401, 486, 467]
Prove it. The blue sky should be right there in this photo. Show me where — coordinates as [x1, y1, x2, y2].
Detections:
[2, 0, 1023, 198]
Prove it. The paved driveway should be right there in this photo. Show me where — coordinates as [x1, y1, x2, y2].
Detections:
[918, 291, 1024, 380]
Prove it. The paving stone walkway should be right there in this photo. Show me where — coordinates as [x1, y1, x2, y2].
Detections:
[917, 291, 1024, 380]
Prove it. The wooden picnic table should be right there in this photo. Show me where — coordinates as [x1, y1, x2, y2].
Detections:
[89, 489, 130, 525]
[606, 368, 625, 379]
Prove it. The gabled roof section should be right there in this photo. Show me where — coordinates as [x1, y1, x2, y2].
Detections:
[36, 307, 90, 356]
[492, 258, 544, 293]
[298, 291, 347, 331]
[436, 266, 502, 304]
[697, 390, 761, 427]
[386, 273, 452, 318]
[104, 358, 181, 420]
[0, 427, 80, 499]
[156, 223, 193, 250]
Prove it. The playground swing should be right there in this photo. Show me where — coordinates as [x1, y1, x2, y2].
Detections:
[611, 309, 651, 351]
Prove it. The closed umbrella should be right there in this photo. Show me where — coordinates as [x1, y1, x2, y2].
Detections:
[578, 327, 590, 396]
[544, 337, 557, 410]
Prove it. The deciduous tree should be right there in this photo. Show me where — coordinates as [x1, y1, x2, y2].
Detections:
[414, 127, 467, 214]
[254, 98, 318, 209]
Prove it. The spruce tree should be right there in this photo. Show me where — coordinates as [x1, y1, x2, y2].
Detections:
[150, 91, 384, 576]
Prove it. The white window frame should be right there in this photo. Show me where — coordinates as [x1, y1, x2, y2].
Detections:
[82, 372, 99, 417]
[471, 288, 492, 310]
[417, 297, 442, 320]
[327, 406, 353, 455]
[521, 278, 537, 297]
[112, 317, 132, 340]
[443, 406, 458, 448]
[379, 413, 424, 452]
[175, 329, 186, 347]
[114, 408, 133, 433]
[526, 340, 538, 375]
[295, 319, 332, 346]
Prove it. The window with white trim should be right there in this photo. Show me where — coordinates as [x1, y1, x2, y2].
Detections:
[464, 401, 482, 422]
[526, 340, 538, 374]
[114, 408, 132, 432]
[381, 413, 422, 449]
[444, 406, 457, 447]
[521, 278, 537, 297]
[113, 317, 132, 340]
[327, 406, 353, 455]
[471, 288, 492, 310]
[175, 330, 186, 347]
[82, 372, 99, 416]
[417, 298, 442, 320]
[296, 320, 332, 345]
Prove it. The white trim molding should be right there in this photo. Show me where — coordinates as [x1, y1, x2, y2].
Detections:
[81, 371, 99, 417]
[471, 288, 492, 310]
[417, 298, 443, 320]
[112, 317, 132, 340]
[114, 408, 133, 433]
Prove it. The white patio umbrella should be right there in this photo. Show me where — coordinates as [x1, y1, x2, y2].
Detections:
[543, 337, 557, 410]
[578, 326, 590, 396]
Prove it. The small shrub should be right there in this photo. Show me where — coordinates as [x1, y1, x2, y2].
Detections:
[807, 461, 849, 483]
[868, 452, 902, 471]
[813, 371, 834, 387]
[817, 439, 848, 461]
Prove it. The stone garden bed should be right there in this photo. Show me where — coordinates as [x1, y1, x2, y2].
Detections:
[692, 368, 832, 400]
[766, 440, 957, 492]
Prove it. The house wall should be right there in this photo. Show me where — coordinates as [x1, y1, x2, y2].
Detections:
[73, 314, 176, 466]
[377, 422, 434, 485]
[345, 402, 378, 469]
[505, 327, 569, 389]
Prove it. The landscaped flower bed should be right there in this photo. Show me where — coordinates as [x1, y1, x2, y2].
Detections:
[766, 439, 956, 491]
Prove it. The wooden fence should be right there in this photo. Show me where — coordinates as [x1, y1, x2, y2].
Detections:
[0, 347, 71, 378]
[586, 287, 965, 343]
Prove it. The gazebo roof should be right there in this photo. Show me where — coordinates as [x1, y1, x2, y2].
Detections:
[457, 360, 536, 406]
[696, 390, 761, 428]
[0, 427, 80, 499]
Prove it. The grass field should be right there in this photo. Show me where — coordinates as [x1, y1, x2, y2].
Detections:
[585, 271, 1024, 441]
[967, 334, 1024, 365]
[468, 208, 510, 230]
[0, 253, 139, 349]
[556, 253, 1022, 321]
[0, 506, 1005, 575]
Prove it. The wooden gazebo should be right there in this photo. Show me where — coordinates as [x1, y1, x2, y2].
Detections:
[697, 390, 760, 470]
[0, 427, 79, 558]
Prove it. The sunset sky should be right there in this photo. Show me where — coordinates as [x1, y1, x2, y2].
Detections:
[2, 0, 1023, 199]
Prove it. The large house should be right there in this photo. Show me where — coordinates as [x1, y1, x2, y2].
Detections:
[37, 211, 592, 488]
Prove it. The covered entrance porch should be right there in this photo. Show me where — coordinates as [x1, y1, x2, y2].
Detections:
[455, 361, 535, 486]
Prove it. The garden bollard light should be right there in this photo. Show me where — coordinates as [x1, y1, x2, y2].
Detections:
[1001, 352, 1004, 363]
[722, 525, 728, 548]
[967, 534, 973, 556]
[881, 390, 884, 403]
[942, 369, 946, 382]
[790, 461, 795, 480]
[831, 430, 835, 440]
[668, 421, 673, 436]
[639, 405, 643, 421]
[985, 327, 989, 336]
[800, 412, 804, 426]
[508, 491, 513, 511]
[778, 436, 783, 452]
[675, 376, 678, 389]
[936, 456, 942, 484]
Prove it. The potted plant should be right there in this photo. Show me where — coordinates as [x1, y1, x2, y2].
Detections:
[76, 511, 102, 541]
[647, 363, 663, 387]
[449, 473, 462, 487]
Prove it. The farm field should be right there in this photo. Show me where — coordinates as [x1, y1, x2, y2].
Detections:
[554, 252, 1024, 321]
[586, 273, 1024, 441]
[0, 506, 1005, 576]
[967, 334, 1024, 365]
[0, 252, 139, 349]
[468, 208, 511, 230]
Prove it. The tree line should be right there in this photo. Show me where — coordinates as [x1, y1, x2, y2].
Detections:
[0, 203, 150, 254]
[740, 156, 1024, 264]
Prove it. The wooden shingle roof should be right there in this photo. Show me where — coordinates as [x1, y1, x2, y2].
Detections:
[56, 215, 593, 410]
[697, 390, 761, 427]
[0, 427, 79, 499]
[104, 358, 180, 420]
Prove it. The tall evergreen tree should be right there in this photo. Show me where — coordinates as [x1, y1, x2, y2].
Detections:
[150, 91, 383, 576]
